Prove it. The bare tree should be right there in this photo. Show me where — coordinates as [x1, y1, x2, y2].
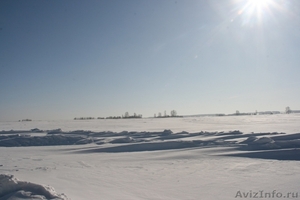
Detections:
[286, 106, 291, 114]
[170, 110, 177, 117]
[124, 112, 129, 118]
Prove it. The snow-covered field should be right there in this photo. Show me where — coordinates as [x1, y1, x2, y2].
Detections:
[1, 114, 300, 200]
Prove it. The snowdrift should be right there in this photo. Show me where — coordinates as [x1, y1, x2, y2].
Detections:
[1, 127, 300, 160]
[0, 174, 69, 200]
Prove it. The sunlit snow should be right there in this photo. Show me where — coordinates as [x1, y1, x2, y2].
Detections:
[1, 114, 300, 200]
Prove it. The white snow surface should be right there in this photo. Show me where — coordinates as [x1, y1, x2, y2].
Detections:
[1, 114, 300, 200]
[1, 114, 300, 133]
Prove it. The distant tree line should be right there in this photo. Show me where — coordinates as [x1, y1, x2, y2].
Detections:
[229, 107, 294, 116]
[122, 112, 142, 119]
[74, 112, 142, 120]
[154, 110, 182, 118]
[73, 106, 297, 121]
[18, 119, 32, 122]
[106, 116, 122, 119]
[74, 116, 121, 120]
[74, 117, 95, 120]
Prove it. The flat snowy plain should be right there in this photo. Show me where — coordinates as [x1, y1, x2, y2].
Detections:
[1, 114, 300, 200]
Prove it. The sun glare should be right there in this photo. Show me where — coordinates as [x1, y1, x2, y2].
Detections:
[234, 0, 279, 25]
[248, 0, 272, 8]
[245, 0, 274, 15]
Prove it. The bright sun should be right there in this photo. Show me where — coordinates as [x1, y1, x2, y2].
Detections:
[236, 0, 277, 24]
[248, 0, 272, 8]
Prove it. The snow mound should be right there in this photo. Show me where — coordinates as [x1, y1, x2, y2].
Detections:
[239, 136, 257, 144]
[0, 135, 90, 147]
[252, 137, 275, 144]
[240, 136, 280, 149]
[110, 136, 136, 143]
[0, 174, 69, 200]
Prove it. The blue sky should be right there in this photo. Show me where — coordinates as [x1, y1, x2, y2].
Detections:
[1, 0, 300, 121]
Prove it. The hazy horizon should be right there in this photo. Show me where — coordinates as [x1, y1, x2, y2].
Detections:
[1, 0, 300, 121]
